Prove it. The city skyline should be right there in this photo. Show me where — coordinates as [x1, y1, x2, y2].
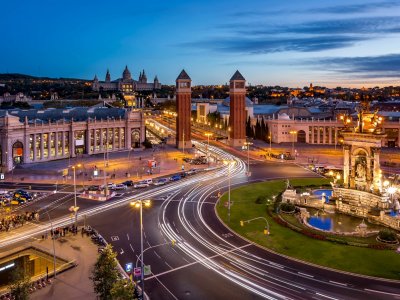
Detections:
[1, 0, 400, 88]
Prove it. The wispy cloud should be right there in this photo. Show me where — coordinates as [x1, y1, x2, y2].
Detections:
[184, 35, 369, 54]
[309, 1, 400, 14]
[313, 54, 400, 78]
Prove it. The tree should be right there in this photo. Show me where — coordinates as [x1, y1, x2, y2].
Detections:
[91, 244, 120, 300]
[9, 267, 31, 300]
[254, 118, 261, 140]
[110, 279, 138, 300]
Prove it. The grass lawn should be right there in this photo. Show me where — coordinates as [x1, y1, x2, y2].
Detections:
[216, 178, 400, 280]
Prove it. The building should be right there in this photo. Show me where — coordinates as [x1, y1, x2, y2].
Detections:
[175, 70, 192, 149]
[92, 67, 161, 93]
[0, 107, 145, 171]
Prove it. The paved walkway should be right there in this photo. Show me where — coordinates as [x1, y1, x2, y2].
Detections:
[30, 234, 98, 300]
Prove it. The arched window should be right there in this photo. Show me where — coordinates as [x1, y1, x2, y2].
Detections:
[131, 130, 140, 148]
[12, 141, 24, 164]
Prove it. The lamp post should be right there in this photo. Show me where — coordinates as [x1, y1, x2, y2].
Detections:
[223, 160, 235, 223]
[45, 210, 57, 279]
[289, 130, 297, 158]
[130, 199, 151, 299]
[244, 141, 253, 176]
[205, 133, 213, 165]
[72, 164, 81, 227]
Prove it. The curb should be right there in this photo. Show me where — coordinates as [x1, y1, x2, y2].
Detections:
[213, 182, 400, 284]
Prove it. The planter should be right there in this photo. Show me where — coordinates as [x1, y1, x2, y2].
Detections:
[376, 236, 399, 245]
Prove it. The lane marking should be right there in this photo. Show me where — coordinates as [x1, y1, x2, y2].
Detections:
[165, 262, 173, 269]
[154, 251, 161, 259]
[364, 288, 400, 296]
[329, 280, 347, 287]
[126, 233, 130, 241]
[298, 272, 314, 278]
[129, 244, 134, 253]
[146, 244, 251, 280]
[316, 293, 339, 300]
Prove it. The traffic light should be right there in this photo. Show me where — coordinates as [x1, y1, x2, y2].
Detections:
[240, 220, 244, 227]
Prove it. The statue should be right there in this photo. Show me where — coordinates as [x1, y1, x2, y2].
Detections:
[355, 163, 366, 181]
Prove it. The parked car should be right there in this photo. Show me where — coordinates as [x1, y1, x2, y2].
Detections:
[101, 183, 116, 190]
[134, 182, 150, 188]
[141, 179, 153, 185]
[183, 157, 192, 163]
[170, 175, 181, 181]
[185, 169, 197, 176]
[87, 185, 101, 191]
[121, 180, 134, 186]
[113, 184, 128, 190]
[11, 198, 26, 205]
[153, 178, 168, 186]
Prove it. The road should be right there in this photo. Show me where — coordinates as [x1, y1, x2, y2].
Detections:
[1, 142, 399, 299]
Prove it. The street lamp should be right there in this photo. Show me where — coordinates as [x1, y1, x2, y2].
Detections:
[289, 130, 297, 158]
[205, 133, 213, 165]
[72, 164, 81, 227]
[130, 199, 151, 299]
[244, 141, 253, 176]
[223, 160, 235, 223]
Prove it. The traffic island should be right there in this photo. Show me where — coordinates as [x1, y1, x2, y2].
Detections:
[216, 178, 400, 280]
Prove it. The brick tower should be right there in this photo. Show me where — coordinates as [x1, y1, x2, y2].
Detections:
[176, 69, 192, 150]
[229, 70, 246, 147]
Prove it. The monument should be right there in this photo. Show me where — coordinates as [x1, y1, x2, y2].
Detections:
[175, 69, 192, 150]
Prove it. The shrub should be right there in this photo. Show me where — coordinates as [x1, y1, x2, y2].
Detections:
[255, 195, 266, 204]
[280, 202, 295, 213]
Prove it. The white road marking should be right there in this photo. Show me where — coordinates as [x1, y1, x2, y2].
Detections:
[154, 251, 161, 259]
[329, 280, 347, 286]
[364, 288, 400, 296]
[111, 236, 119, 241]
[165, 262, 173, 269]
[298, 272, 314, 278]
[129, 244, 134, 253]
[316, 292, 339, 300]
[269, 262, 284, 269]
[120, 248, 124, 255]
[126, 233, 129, 241]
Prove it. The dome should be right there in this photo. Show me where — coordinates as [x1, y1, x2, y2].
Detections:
[122, 66, 131, 80]
[278, 113, 291, 120]
[222, 96, 253, 107]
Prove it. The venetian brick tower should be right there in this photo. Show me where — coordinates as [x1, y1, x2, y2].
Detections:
[176, 69, 192, 150]
[229, 70, 246, 147]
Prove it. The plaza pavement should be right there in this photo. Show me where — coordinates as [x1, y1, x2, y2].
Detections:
[30, 233, 98, 300]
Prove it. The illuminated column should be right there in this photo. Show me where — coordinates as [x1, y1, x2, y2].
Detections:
[119, 128, 122, 149]
[317, 127, 321, 144]
[372, 148, 381, 192]
[40, 133, 44, 160]
[47, 133, 51, 159]
[55, 132, 59, 158]
[100, 128, 103, 151]
[328, 127, 332, 144]
[62, 132, 65, 156]
[33, 134, 37, 161]
[343, 145, 350, 188]
[93, 130, 97, 153]
[175, 69, 192, 149]
[229, 70, 246, 147]
[311, 127, 315, 144]
[112, 128, 116, 150]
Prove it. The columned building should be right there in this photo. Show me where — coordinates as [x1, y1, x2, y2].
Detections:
[175, 70, 192, 150]
[0, 108, 145, 172]
[229, 70, 246, 147]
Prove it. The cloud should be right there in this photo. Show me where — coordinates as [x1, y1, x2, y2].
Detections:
[309, 1, 400, 14]
[236, 17, 400, 36]
[313, 54, 400, 78]
[183, 35, 370, 55]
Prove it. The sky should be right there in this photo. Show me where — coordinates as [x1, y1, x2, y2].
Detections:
[1, 0, 400, 88]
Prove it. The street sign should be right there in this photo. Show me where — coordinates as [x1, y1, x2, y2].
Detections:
[133, 267, 141, 277]
[144, 265, 151, 276]
[125, 263, 133, 273]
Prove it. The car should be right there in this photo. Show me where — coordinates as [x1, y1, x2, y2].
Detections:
[170, 175, 181, 181]
[183, 157, 192, 163]
[134, 182, 149, 188]
[153, 178, 168, 186]
[87, 185, 101, 191]
[141, 179, 153, 184]
[11, 198, 26, 205]
[113, 184, 128, 190]
[185, 169, 197, 175]
[101, 183, 116, 190]
[13, 192, 32, 202]
[121, 180, 134, 186]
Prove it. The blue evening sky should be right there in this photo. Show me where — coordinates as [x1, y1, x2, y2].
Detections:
[1, 0, 399, 87]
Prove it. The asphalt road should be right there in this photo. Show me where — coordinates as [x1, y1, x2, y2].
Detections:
[1, 142, 399, 299]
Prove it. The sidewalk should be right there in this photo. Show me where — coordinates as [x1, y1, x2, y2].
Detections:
[30, 234, 98, 300]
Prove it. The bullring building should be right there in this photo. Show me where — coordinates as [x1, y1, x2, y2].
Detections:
[0, 107, 145, 172]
